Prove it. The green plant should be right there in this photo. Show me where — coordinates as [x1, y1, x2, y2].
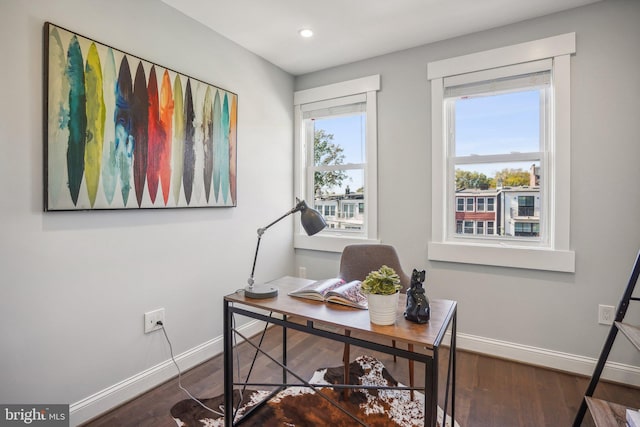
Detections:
[361, 265, 401, 295]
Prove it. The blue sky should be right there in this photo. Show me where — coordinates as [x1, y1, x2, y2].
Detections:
[456, 90, 540, 157]
[314, 114, 365, 164]
[454, 89, 541, 177]
[313, 114, 365, 192]
[312, 89, 541, 190]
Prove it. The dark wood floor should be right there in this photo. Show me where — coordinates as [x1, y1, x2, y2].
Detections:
[82, 327, 640, 427]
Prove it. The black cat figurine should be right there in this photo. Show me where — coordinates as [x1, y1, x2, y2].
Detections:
[404, 269, 430, 323]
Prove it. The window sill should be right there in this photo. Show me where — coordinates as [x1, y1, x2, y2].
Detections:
[294, 233, 380, 253]
[428, 241, 575, 273]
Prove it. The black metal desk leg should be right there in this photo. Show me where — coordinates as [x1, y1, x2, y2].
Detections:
[282, 315, 287, 385]
[433, 349, 439, 427]
[425, 355, 437, 427]
[452, 313, 456, 426]
[223, 301, 233, 427]
[443, 312, 457, 427]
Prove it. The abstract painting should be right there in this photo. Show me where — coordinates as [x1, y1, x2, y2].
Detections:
[44, 22, 238, 211]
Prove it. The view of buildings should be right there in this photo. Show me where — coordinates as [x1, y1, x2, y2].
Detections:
[314, 164, 541, 238]
[314, 186, 365, 231]
[456, 163, 540, 237]
[455, 185, 540, 237]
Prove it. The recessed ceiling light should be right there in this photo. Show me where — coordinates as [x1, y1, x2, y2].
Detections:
[299, 28, 314, 38]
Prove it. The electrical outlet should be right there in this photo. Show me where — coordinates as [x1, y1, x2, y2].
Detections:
[598, 304, 615, 325]
[144, 308, 165, 333]
[299, 266, 307, 278]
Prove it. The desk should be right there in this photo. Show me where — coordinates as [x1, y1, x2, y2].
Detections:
[223, 276, 457, 427]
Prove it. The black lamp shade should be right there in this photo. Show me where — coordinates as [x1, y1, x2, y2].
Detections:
[298, 201, 327, 236]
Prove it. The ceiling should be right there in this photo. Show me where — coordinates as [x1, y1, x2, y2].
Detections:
[160, 0, 601, 76]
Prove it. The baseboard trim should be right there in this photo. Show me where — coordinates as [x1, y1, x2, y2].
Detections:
[69, 320, 266, 426]
[71, 325, 640, 425]
[453, 332, 640, 387]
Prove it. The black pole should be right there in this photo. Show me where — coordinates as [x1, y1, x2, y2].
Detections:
[573, 250, 640, 426]
[247, 235, 263, 286]
[223, 300, 233, 427]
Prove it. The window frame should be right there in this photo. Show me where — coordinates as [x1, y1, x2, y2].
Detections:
[466, 197, 474, 212]
[464, 221, 474, 235]
[487, 197, 495, 212]
[294, 75, 380, 252]
[448, 66, 549, 246]
[428, 34, 576, 272]
[477, 197, 485, 212]
[518, 196, 535, 217]
[487, 221, 495, 235]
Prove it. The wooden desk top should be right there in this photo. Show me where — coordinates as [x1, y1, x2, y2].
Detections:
[225, 276, 457, 349]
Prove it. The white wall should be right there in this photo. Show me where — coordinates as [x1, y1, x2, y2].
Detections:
[0, 0, 294, 423]
[296, 0, 640, 380]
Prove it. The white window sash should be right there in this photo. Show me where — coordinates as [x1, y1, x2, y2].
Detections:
[444, 59, 552, 96]
[301, 94, 366, 117]
[454, 152, 542, 165]
[312, 164, 365, 172]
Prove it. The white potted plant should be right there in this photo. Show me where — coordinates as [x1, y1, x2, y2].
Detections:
[361, 265, 402, 325]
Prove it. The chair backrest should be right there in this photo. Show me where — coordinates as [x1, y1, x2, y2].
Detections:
[338, 244, 411, 293]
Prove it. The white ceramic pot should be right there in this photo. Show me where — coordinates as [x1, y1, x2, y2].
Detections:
[367, 292, 399, 325]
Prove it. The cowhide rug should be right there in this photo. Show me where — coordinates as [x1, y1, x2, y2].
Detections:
[171, 355, 458, 427]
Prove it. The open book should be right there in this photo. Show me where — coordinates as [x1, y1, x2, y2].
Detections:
[288, 278, 368, 309]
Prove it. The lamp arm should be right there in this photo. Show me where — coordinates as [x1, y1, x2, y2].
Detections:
[247, 200, 305, 287]
[257, 208, 295, 236]
[247, 234, 263, 286]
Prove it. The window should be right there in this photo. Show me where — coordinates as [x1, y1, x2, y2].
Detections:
[343, 202, 357, 219]
[515, 222, 540, 237]
[487, 221, 495, 235]
[464, 221, 474, 234]
[456, 198, 465, 212]
[294, 75, 380, 252]
[451, 67, 548, 241]
[518, 196, 535, 217]
[477, 198, 485, 212]
[477, 221, 484, 235]
[466, 198, 474, 212]
[428, 34, 575, 272]
[324, 205, 336, 217]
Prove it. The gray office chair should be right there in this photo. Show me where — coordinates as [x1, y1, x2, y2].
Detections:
[338, 244, 415, 398]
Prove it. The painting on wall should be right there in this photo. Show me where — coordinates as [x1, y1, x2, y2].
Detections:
[44, 22, 238, 211]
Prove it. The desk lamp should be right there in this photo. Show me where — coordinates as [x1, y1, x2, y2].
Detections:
[245, 198, 326, 299]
